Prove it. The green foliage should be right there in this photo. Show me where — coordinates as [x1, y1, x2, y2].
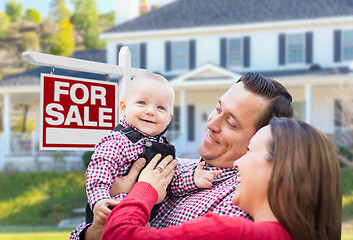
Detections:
[24, 8, 42, 23]
[338, 146, 353, 168]
[48, 18, 75, 56]
[342, 168, 353, 221]
[99, 11, 115, 28]
[0, 12, 11, 40]
[52, 0, 72, 22]
[5, 0, 23, 22]
[72, 0, 105, 49]
[21, 32, 40, 51]
[82, 151, 94, 168]
[0, 171, 86, 226]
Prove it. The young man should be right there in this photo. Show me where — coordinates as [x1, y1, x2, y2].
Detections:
[80, 72, 293, 239]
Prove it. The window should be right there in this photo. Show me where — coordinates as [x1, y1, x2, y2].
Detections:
[126, 44, 139, 68]
[165, 40, 196, 71]
[172, 41, 188, 70]
[287, 33, 304, 64]
[116, 43, 146, 68]
[343, 30, 353, 61]
[220, 37, 250, 68]
[228, 38, 242, 67]
[279, 32, 312, 65]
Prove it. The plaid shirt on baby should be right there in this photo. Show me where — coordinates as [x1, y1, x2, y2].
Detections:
[150, 158, 252, 228]
[70, 118, 169, 240]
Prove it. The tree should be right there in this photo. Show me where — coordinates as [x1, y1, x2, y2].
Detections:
[71, 0, 105, 49]
[24, 8, 42, 23]
[0, 12, 10, 39]
[48, 18, 75, 56]
[51, 0, 72, 22]
[46, 0, 75, 56]
[21, 32, 40, 51]
[5, 0, 23, 22]
[98, 11, 115, 29]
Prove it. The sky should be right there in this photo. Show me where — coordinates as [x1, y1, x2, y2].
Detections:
[0, 0, 173, 16]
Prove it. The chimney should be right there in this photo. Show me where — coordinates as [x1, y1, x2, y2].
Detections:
[115, 0, 140, 25]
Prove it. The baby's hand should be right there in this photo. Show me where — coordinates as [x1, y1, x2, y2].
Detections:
[93, 198, 122, 225]
[194, 162, 222, 188]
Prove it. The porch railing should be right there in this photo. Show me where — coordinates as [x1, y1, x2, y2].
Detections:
[10, 132, 38, 156]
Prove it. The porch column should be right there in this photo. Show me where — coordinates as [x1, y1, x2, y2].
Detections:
[1, 93, 11, 170]
[305, 84, 312, 124]
[180, 90, 187, 154]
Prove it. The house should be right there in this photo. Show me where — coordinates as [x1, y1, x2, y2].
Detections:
[1, 0, 353, 170]
[100, 0, 353, 157]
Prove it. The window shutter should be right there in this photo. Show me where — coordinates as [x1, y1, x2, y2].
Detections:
[165, 41, 171, 71]
[279, 34, 286, 65]
[243, 36, 251, 68]
[116, 44, 123, 65]
[334, 30, 341, 63]
[187, 105, 195, 141]
[189, 40, 196, 70]
[140, 43, 146, 69]
[305, 32, 313, 64]
[220, 38, 227, 68]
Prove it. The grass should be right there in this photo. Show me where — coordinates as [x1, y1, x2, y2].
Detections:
[0, 227, 72, 240]
[0, 171, 87, 226]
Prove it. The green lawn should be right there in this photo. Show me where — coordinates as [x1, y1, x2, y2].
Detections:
[0, 227, 71, 240]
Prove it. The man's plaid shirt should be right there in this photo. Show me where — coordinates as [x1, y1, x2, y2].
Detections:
[150, 158, 252, 228]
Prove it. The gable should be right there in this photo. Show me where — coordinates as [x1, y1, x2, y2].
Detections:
[171, 63, 241, 88]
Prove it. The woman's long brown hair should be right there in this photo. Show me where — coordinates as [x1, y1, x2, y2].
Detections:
[267, 118, 342, 240]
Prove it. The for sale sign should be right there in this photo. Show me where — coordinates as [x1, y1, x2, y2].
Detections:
[40, 74, 118, 150]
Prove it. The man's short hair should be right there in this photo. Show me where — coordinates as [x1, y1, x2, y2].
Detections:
[237, 72, 293, 131]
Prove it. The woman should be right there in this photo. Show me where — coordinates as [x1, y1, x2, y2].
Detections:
[101, 118, 342, 240]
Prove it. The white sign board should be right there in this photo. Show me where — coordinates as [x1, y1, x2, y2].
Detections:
[40, 74, 118, 150]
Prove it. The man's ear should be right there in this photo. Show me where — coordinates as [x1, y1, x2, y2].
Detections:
[119, 100, 127, 116]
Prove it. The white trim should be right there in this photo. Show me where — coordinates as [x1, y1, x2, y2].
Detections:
[0, 86, 40, 94]
[305, 85, 312, 124]
[171, 63, 241, 85]
[23, 50, 146, 77]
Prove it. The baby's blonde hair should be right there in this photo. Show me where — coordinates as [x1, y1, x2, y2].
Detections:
[123, 73, 175, 102]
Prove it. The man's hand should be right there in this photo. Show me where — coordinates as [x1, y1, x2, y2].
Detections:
[110, 158, 146, 196]
[194, 161, 222, 188]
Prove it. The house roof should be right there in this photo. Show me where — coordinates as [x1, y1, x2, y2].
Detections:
[105, 0, 353, 34]
[0, 50, 107, 87]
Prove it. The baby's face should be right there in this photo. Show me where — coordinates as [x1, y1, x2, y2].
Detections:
[120, 79, 174, 136]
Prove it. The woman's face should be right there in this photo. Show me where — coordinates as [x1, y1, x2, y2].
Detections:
[232, 125, 273, 216]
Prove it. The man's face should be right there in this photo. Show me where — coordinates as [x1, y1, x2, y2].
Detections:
[198, 82, 269, 168]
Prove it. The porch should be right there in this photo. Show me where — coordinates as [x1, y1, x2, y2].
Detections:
[0, 132, 83, 172]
